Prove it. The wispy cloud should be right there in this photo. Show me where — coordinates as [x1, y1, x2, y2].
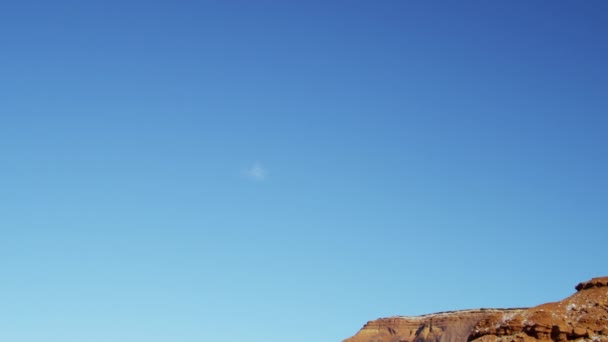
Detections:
[245, 162, 267, 181]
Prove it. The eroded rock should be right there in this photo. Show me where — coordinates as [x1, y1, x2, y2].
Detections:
[343, 277, 608, 342]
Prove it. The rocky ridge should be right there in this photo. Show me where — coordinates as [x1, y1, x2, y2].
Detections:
[343, 277, 608, 342]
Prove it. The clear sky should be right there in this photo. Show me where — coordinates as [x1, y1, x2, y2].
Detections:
[1, 1, 607, 342]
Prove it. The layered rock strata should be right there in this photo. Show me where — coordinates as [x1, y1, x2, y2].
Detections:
[343, 277, 608, 342]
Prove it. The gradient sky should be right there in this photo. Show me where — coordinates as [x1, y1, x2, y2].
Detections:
[1, 1, 607, 342]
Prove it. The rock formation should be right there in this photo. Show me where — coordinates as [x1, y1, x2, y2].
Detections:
[343, 277, 608, 342]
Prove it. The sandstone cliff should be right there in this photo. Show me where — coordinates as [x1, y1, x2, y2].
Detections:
[343, 277, 608, 342]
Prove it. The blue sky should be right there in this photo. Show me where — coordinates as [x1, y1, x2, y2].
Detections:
[1, 1, 607, 342]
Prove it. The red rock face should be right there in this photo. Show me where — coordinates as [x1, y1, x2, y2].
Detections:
[343, 277, 608, 342]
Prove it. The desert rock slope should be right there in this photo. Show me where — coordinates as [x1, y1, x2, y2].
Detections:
[343, 277, 608, 342]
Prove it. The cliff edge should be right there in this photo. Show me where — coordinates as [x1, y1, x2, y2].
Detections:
[343, 277, 608, 342]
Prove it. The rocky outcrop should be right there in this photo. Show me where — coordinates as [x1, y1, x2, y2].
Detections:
[343, 277, 608, 342]
[575, 277, 608, 292]
[343, 309, 526, 342]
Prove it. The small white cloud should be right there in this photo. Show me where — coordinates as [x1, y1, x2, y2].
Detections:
[245, 162, 267, 181]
